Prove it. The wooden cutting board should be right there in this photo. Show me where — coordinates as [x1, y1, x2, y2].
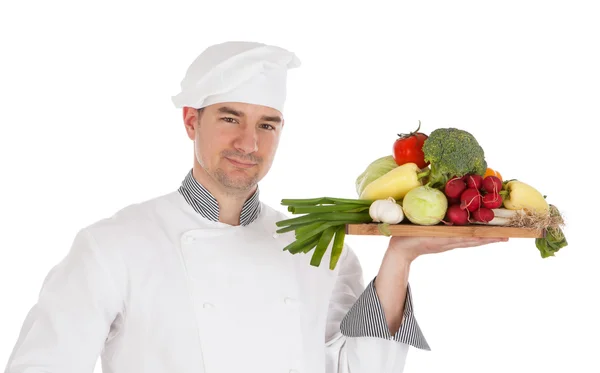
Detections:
[346, 223, 545, 238]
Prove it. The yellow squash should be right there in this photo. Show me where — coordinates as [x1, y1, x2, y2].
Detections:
[359, 162, 423, 200]
[502, 180, 549, 213]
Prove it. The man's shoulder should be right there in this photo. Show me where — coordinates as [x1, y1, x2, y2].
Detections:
[259, 201, 290, 221]
[81, 190, 183, 236]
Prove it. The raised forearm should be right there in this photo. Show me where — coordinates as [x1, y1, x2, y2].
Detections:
[374, 249, 412, 334]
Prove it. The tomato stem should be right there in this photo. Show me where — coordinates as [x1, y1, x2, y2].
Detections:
[397, 120, 422, 139]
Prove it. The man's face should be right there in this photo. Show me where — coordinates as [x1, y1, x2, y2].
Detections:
[184, 102, 284, 193]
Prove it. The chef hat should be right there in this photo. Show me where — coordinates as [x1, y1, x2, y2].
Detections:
[171, 41, 301, 113]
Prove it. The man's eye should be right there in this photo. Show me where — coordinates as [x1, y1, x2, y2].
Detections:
[222, 117, 237, 123]
[261, 124, 275, 130]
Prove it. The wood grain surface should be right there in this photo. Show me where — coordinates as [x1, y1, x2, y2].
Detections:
[346, 223, 545, 238]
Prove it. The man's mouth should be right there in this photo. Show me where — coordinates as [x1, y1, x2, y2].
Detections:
[226, 157, 257, 168]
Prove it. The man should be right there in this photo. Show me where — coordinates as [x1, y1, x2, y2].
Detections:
[4, 41, 506, 373]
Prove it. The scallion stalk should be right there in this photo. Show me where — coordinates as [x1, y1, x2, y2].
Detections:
[275, 211, 371, 228]
[281, 197, 373, 206]
[276, 195, 375, 270]
[291, 233, 322, 255]
[289, 204, 370, 214]
[283, 221, 340, 253]
[310, 225, 338, 266]
[329, 225, 346, 270]
[295, 221, 324, 237]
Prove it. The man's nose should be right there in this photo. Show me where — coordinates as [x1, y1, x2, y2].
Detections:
[234, 125, 258, 154]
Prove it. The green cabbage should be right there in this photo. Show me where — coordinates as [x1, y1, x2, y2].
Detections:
[355, 155, 398, 197]
[402, 186, 448, 225]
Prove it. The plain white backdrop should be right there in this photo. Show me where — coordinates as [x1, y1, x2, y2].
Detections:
[1, 0, 598, 372]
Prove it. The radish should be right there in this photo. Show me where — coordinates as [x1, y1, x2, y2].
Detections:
[482, 191, 503, 209]
[460, 187, 481, 212]
[447, 196, 461, 205]
[471, 207, 494, 223]
[445, 204, 469, 225]
[482, 176, 502, 194]
[445, 177, 467, 199]
[464, 174, 483, 189]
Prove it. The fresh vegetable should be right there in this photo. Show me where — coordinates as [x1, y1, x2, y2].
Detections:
[464, 174, 483, 190]
[275, 197, 374, 270]
[501, 180, 549, 213]
[421, 127, 488, 189]
[444, 177, 467, 199]
[471, 207, 525, 226]
[535, 205, 568, 258]
[445, 204, 469, 225]
[279, 121, 568, 266]
[481, 191, 503, 209]
[359, 162, 428, 201]
[472, 206, 568, 258]
[393, 121, 429, 169]
[369, 197, 405, 224]
[484, 168, 502, 181]
[460, 188, 481, 212]
[447, 197, 461, 205]
[471, 207, 494, 223]
[402, 185, 448, 225]
[482, 176, 502, 194]
[355, 155, 398, 197]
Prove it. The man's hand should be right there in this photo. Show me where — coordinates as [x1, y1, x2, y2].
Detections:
[374, 236, 508, 334]
[388, 236, 509, 263]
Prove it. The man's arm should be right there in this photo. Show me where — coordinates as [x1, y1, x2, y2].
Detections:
[374, 246, 412, 335]
[4, 228, 124, 373]
[374, 235, 508, 335]
[323, 245, 429, 373]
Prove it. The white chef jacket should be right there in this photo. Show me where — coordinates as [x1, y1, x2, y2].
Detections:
[4, 171, 429, 373]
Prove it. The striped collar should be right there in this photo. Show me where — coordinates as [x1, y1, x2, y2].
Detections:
[178, 169, 262, 226]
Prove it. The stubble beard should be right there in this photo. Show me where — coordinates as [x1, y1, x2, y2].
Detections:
[213, 167, 259, 192]
[196, 150, 261, 193]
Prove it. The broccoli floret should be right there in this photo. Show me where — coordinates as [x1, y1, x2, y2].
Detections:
[422, 127, 487, 189]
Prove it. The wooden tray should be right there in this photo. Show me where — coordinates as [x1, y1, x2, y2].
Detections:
[346, 223, 545, 238]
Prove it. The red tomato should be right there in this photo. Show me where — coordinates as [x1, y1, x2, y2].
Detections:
[392, 121, 429, 168]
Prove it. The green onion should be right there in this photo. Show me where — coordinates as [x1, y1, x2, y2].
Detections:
[275, 221, 312, 234]
[310, 225, 338, 267]
[275, 211, 371, 228]
[301, 233, 322, 254]
[295, 221, 325, 237]
[283, 221, 339, 254]
[276, 196, 375, 270]
[289, 204, 370, 214]
[292, 233, 322, 255]
[329, 225, 346, 270]
[281, 197, 374, 206]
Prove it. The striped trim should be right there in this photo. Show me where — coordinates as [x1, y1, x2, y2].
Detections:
[178, 169, 262, 226]
[340, 278, 430, 351]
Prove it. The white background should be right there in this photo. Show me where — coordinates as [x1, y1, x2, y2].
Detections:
[1, 0, 598, 372]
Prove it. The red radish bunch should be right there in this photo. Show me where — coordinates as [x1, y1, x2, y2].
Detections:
[442, 173, 504, 225]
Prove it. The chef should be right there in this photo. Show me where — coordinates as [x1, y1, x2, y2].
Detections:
[3, 41, 506, 373]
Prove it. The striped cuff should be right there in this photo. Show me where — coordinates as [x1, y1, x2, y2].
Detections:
[340, 277, 430, 350]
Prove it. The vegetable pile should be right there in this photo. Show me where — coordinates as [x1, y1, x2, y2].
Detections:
[276, 121, 568, 269]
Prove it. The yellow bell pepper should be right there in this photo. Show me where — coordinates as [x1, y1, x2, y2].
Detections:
[359, 162, 425, 200]
[502, 180, 549, 213]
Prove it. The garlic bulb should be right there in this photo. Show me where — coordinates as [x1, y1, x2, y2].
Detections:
[369, 197, 404, 224]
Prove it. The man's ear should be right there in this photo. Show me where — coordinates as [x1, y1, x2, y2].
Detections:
[183, 107, 198, 140]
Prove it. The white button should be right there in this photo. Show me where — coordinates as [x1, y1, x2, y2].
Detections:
[183, 235, 195, 243]
[203, 303, 214, 309]
[284, 297, 294, 305]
